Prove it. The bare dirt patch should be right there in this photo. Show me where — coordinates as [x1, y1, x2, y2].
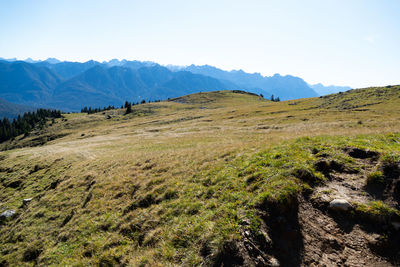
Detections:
[299, 200, 394, 267]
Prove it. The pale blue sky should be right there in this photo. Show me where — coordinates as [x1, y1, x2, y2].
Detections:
[0, 0, 399, 88]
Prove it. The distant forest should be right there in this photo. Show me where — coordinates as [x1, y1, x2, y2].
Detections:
[0, 109, 61, 142]
[80, 99, 161, 114]
[0, 98, 163, 143]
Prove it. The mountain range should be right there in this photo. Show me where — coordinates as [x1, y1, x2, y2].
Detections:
[0, 58, 352, 115]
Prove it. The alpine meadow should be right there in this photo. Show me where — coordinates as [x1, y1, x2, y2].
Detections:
[1, 1, 400, 266]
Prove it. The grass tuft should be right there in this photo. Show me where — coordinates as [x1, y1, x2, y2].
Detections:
[366, 171, 385, 185]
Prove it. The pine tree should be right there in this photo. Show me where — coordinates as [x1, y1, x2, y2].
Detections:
[125, 103, 132, 114]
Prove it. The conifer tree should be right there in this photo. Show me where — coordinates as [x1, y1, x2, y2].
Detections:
[125, 102, 132, 114]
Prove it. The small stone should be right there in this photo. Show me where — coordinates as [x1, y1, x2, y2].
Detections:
[268, 257, 280, 267]
[329, 199, 352, 211]
[23, 198, 33, 205]
[0, 210, 16, 219]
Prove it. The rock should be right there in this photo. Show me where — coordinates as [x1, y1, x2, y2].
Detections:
[268, 257, 280, 266]
[329, 199, 352, 211]
[0, 209, 16, 219]
[23, 198, 33, 205]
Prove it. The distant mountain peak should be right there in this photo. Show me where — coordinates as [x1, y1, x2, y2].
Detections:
[0, 57, 17, 62]
[105, 59, 126, 66]
[310, 83, 352, 96]
[24, 58, 40, 63]
[44, 58, 61, 64]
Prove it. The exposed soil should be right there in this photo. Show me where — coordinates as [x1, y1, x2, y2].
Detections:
[243, 197, 400, 267]
[299, 200, 396, 267]
[216, 147, 400, 266]
[314, 147, 399, 209]
[313, 157, 377, 207]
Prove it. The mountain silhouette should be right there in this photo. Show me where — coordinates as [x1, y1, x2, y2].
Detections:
[49, 65, 229, 111]
[0, 60, 62, 106]
[181, 65, 318, 99]
[0, 58, 348, 113]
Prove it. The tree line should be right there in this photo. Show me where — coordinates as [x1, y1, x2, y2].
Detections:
[270, 94, 281, 102]
[258, 93, 280, 102]
[81, 99, 162, 115]
[0, 109, 62, 142]
[81, 105, 116, 114]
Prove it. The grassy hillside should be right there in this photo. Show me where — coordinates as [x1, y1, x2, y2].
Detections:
[1, 86, 400, 266]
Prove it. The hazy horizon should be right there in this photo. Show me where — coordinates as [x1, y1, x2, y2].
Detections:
[0, 56, 354, 88]
[1, 0, 399, 88]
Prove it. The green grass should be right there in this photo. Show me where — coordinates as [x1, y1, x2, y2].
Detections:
[0, 87, 400, 265]
[355, 201, 400, 223]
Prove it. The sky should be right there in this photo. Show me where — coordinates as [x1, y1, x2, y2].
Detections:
[0, 0, 399, 88]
